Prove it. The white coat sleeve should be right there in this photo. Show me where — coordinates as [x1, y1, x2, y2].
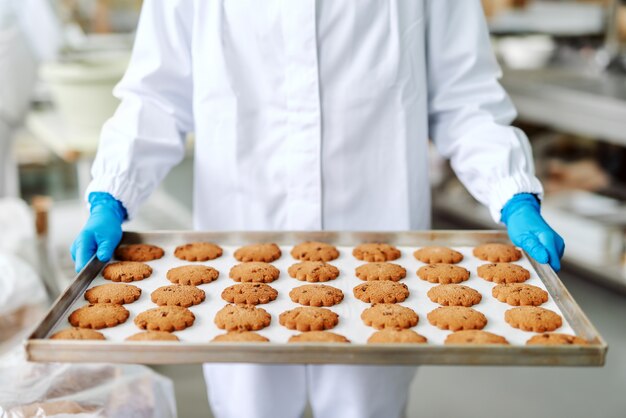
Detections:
[426, 0, 543, 223]
[86, 0, 193, 218]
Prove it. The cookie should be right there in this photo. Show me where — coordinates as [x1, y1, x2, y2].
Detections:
[427, 306, 487, 331]
[526, 333, 588, 346]
[417, 264, 470, 284]
[289, 284, 344, 307]
[126, 331, 180, 342]
[492, 283, 548, 306]
[114, 244, 164, 262]
[84, 283, 141, 304]
[504, 306, 562, 332]
[49, 327, 105, 340]
[288, 331, 350, 343]
[352, 243, 401, 262]
[355, 262, 406, 282]
[288, 261, 340, 282]
[174, 242, 223, 261]
[214, 304, 271, 331]
[234, 243, 282, 262]
[102, 261, 152, 283]
[353, 281, 409, 304]
[413, 246, 463, 264]
[445, 330, 509, 345]
[367, 329, 427, 344]
[221, 283, 278, 305]
[279, 307, 339, 332]
[427, 284, 482, 307]
[211, 331, 270, 343]
[134, 306, 196, 332]
[290, 241, 340, 262]
[361, 303, 419, 330]
[151, 285, 206, 307]
[68, 303, 129, 329]
[477, 263, 530, 284]
[166, 265, 219, 286]
[473, 243, 522, 262]
[229, 262, 280, 283]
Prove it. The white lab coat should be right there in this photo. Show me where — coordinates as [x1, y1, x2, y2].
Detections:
[88, 1, 543, 417]
[0, 0, 59, 197]
[0, 7, 35, 197]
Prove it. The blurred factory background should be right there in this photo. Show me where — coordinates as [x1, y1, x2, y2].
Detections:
[1, 1, 626, 417]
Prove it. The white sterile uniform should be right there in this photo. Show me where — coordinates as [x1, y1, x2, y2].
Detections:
[88, 1, 543, 417]
[0, 0, 59, 197]
[0, 0, 36, 197]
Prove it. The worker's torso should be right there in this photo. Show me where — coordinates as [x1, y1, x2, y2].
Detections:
[190, 0, 432, 231]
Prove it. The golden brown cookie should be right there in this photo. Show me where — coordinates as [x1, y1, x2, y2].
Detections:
[134, 306, 196, 332]
[211, 331, 270, 343]
[49, 327, 105, 340]
[102, 261, 152, 283]
[526, 333, 589, 346]
[427, 306, 487, 331]
[361, 303, 419, 330]
[427, 284, 482, 307]
[289, 284, 344, 307]
[287, 261, 340, 282]
[229, 262, 280, 283]
[221, 283, 278, 305]
[166, 265, 219, 286]
[151, 285, 206, 307]
[290, 241, 340, 262]
[114, 244, 164, 262]
[413, 246, 463, 264]
[279, 307, 339, 332]
[288, 331, 350, 343]
[234, 243, 282, 262]
[68, 303, 129, 329]
[214, 304, 272, 331]
[445, 330, 509, 345]
[353, 243, 401, 262]
[477, 263, 530, 284]
[417, 264, 470, 284]
[473, 243, 522, 262]
[126, 331, 180, 342]
[367, 329, 427, 344]
[504, 306, 562, 332]
[174, 242, 223, 261]
[84, 283, 141, 304]
[353, 281, 410, 304]
[492, 283, 548, 306]
[355, 263, 407, 282]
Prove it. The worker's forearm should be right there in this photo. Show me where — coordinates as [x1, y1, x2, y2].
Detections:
[86, 0, 194, 218]
[426, 0, 543, 222]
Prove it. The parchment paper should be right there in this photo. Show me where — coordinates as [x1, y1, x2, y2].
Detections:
[49, 245, 574, 346]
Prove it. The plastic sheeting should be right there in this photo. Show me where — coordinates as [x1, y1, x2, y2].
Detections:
[0, 253, 46, 317]
[0, 348, 178, 418]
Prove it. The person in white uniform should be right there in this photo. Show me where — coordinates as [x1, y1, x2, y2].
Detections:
[0, 0, 59, 197]
[0, 0, 36, 197]
[72, 1, 565, 417]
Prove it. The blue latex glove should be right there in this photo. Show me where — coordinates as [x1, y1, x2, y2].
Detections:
[502, 193, 565, 271]
[70, 192, 127, 272]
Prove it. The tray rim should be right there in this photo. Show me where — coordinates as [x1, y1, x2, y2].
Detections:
[26, 230, 608, 366]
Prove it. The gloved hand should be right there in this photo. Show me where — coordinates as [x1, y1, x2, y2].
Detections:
[502, 193, 565, 271]
[70, 192, 127, 272]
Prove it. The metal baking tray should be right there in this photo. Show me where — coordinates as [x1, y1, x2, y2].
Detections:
[26, 231, 607, 366]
